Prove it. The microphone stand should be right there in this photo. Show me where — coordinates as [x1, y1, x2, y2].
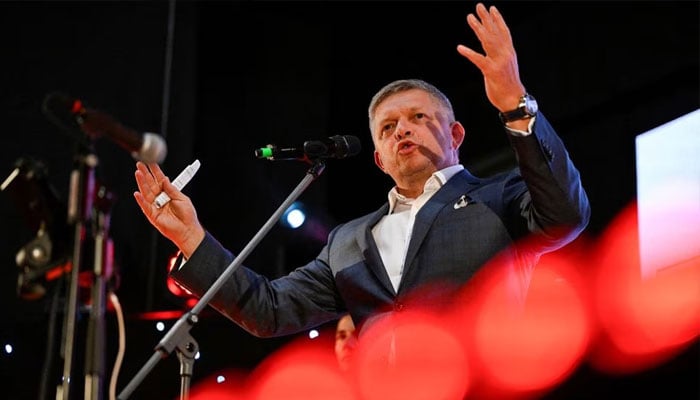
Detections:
[117, 159, 327, 400]
[85, 184, 115, 400]
[59, 139, 99, 400]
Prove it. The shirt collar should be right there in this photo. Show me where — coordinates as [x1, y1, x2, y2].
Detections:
[386, 164, 464, 213]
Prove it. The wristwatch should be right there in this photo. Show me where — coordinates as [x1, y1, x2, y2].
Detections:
[498, 93, 538, 123]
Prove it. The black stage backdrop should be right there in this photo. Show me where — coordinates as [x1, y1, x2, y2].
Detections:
[0, 1, 697, 399]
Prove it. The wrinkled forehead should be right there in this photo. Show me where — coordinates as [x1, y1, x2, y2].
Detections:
[372, 89, 445, 121]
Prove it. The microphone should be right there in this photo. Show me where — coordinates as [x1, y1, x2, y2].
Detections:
[255, 135, 361, 161]
[42, 92, 167, 164]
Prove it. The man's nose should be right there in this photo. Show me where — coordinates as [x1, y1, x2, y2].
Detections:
[394, 122, 412, 139]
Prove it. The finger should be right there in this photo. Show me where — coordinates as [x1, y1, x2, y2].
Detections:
[466, 12, 485, 42]
[490, 6, 514, 47]
[135, 167, 161, 200]
[136, 161, 156, 182]
[475, 3, 495, 33]
[133, 190, 151, 216]
[161, 176, 182, 199]
[146, 162, 169, 186]
[457, 44, 486, 71]
[133, 190, 162, 228]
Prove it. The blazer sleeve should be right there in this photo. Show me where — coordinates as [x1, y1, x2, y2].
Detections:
[506, 112, 591, 252]
[170, 231, 344, 338]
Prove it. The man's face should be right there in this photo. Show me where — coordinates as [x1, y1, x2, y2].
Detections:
[335, 315, 357, 371]
[371, 89, 463, 191]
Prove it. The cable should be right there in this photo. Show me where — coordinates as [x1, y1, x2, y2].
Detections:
[160, 0, 176, 139]
[146, 0, 177, 311]
[108, 291, 126, 400]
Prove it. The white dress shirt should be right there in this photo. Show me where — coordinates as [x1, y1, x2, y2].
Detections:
[371, 164, 465, 291]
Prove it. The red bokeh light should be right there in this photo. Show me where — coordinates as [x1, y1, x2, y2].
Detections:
[467, 254, 591, 398]
[353, 311, 470, 400]
[166, 251, 194, 299]
[589, 203, 700, 375]
[246, 337, 357, 400]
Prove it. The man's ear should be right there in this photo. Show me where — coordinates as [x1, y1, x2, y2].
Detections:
[374, 151, 386, 172]
[451, 121, 466, 149]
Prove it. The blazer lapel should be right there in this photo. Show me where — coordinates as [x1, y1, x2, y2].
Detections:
[402, 171, 480, 281]
[355, 203, 396, 294]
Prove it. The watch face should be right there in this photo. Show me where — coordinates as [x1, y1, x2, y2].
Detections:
[525, 95, 538, 115]
[499, 94, 538, 123]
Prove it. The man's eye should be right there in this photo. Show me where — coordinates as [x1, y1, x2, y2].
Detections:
[415, 113, 425, 120]
[381, 123, 395, 136]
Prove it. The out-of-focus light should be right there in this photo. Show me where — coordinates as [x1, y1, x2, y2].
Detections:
[247, 341, 354, 400]
[590, 204, 700, 375]
[471, 258, 591, 396]
[4, 344, 13, 354]
[166, 252, 195, 300]
[282, 202, 306, 229]
[355, 311, 470, 400]
[156, 321, 165, 332]
[286, 209, 305, 229]
[308, 329, 319, 339]
[187, 368, 250, 399]
[195, 351, 201, 360]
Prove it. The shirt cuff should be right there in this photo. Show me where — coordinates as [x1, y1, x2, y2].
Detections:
[505, 116, 536, 137]
[175, 250, 187, 271]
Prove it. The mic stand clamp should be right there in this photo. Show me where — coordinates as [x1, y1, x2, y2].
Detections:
[174, 317, 199, 400]
[118, 159, 326, 399]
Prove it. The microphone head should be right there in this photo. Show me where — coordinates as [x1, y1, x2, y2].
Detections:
[257, 135, 361, 162]
[138, 132, 168, 164]
[334, 135, 361, 158]
[305, 135, 361, 159]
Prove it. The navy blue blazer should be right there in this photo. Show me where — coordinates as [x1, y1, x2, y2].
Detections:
[171, 112, 590, 337]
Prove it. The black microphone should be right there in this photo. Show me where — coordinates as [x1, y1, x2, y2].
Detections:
[255, 135, 361, 161]
[42, 92, 167, 164]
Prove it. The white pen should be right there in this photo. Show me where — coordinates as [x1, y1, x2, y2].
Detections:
[154, 159, 201, 208]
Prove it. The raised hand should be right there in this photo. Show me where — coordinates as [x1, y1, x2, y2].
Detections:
[457, 3, 527, 114]
[133, 161, 205, 258]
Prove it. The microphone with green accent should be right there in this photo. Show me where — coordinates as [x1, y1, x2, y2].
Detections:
[255, 135, 361, 161]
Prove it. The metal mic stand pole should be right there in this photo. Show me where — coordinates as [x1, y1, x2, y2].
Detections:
[117, 159, 326, 400]
[59, 140, 99, 400]
[85, 185, 115, 400]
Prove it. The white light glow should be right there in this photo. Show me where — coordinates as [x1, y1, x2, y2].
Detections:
[636, 109, 700, 278]
[286, 209, 306, 229]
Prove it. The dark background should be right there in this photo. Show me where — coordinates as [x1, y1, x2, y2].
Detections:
[0, 1, 698, 399]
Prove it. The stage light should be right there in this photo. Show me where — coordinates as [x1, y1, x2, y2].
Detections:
[281, 202, 306, 229]
[156, 322, 165, 332]
[4, 344, 12, 354]
[308, 329, 319, 339]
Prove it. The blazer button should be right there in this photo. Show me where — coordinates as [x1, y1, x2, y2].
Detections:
[394, 302, 405, 312]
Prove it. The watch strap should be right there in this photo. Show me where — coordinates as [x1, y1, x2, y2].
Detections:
[498, 94, 536, 123]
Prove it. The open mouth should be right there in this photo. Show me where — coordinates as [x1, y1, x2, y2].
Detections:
[397, 140, 417, 154]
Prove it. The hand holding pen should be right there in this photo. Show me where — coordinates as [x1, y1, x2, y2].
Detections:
[154, 159, 200, 208]
[133, 160, 206, 258]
